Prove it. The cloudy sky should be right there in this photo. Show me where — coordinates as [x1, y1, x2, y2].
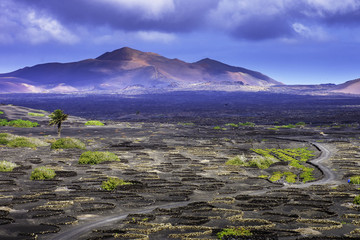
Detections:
[1, 0, 360, 84]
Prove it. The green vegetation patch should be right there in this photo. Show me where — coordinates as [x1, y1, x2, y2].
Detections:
[213, 126, 226, 130]
[85, 120, 105, 126]
[217, 227, 252, 239]
[0, 111, 3, 114]
[239, 122, 255, 127]
[7, 119, 39, 128]
[226, 155, 246, 166]
[354, 195, 360, 205]
[79, 151, 119, 165]
[252, 147, 315, 183]
[270, 171, 297, 183]
[248, 157, 275, 169]
[0, 160, 18, 172]
[0, 119, 8, 126]
[101, 177, 132, 191]
[226, 155, 275, 169]
[51, 137, 86, 150]
[30, 167, 56, 180]
[269, 124, 298, 130]
[0, 133, 48, 148]
[7, 137, 38, 148]
[350, 176, 360, 184]
[177, 122, 195, 126]
[225, 123, 239, 128]
[28, 112, 45, 117]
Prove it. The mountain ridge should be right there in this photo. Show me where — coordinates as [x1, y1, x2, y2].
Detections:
[0, 47, 282, 93]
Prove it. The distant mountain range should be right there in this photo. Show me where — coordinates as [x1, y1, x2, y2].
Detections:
[0, 47, 359, 95]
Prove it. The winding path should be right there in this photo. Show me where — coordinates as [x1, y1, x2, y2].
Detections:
[50, 142, 336, 240]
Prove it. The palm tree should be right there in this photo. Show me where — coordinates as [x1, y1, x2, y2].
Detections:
[49, 109, 68, 137]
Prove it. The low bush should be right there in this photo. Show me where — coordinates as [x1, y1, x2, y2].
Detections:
[101, 177, 132, 191]
[79, 151, 119, 164]
[213, 126, 226, 130]
[248, 157, 274, 169]
[85, 120, 104, 126]
[270, 171, 297, 183]
[7, 137, 37, 148]
[28, 112, 45, 117]
[0, 133, 9, 145]
[0, 111, 3, 114]
[0, 160, 18, 172]
[30, 167, 56, 180]
[0, 133, 48, 148]
[7, 119, 39, 128]
[350, 176, 360, 184]
[270, 171, 283, 182]
[0, 119, 8, 126]
[217, 227, 252, 239]
[239, 122, 255, 127]
[354, 195, 360, 205]
[225, 123, 239, 128]
[51, 137, 86, 150]
[226, 155, 274, 169]
[177, 122, 195, 126]
[226, 155, 246, 166]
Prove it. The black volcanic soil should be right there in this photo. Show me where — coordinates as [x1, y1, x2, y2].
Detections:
[2, 92, 360, 125]
[0, 104, 360, 239]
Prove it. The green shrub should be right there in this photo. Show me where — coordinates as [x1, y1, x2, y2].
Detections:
[0, 133, 48, 148]
[0, 133, 9, 145]
[248, 157, 274, 169]
[0, 119, 8, 126]
[296, 122, 306, 126]
[213, 126, 226, 130]
[51, 137, 86, 150]
[79, 151, 119, 165]
[217, 227, 252, 239]
[300, 170, 315, 182]
[7, 137, 38, 148]
[284, 172, 297, 183]
[101, 177, 132, 191]
[225, 123, 238, 128]
[354, 195, 360, 205]
[350, 176, 360, 184]
[177, 122, 195, 126]
[30, 167, 56, 180]
[85, 120, 104, 126]
[280, 124, 296, 128]
[7, 119, 38, 128]
[0, 111, 3, 114]
[0, 161, 18, 172]
[270, 171, 297, 183]
[270, 171, 283, 182]
[239, 122, 255, 127]
[28, 112, 45, 117]
[226, 155, 245, 166]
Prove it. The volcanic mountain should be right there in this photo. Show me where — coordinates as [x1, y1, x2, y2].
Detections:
[0, 47, 282, 93]
[331, 78, 360, 94]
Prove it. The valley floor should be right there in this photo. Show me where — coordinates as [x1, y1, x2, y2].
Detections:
[0, 105, 360, 239]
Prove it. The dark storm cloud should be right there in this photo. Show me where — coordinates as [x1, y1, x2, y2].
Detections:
[5, 0, 360, 43]
[230, 16, 294, 40]
[16, 0, 219, 32]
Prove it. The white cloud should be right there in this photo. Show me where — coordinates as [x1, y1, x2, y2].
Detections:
[292, 22, 330, 41]
[25, 11, 79, 44]
[96, 0, 175, 19]
[0, 0, 78, 45]
[306, 0, 360, 15]
[137, 31, 176, 43]
[209, 0, 289, 28]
